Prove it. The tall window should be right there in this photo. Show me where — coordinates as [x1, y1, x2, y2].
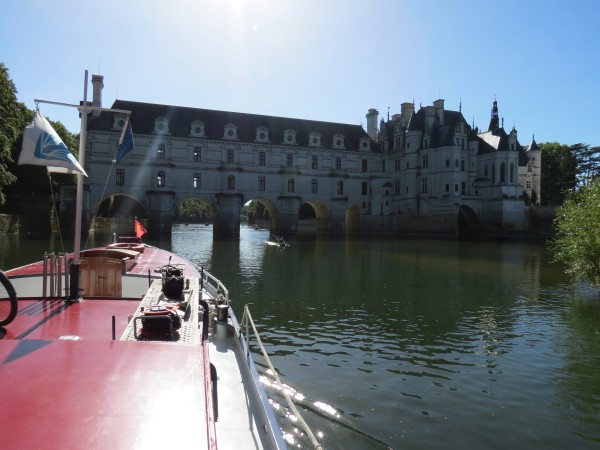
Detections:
[258, 175, 265, 192]
[362, 159, 368, 172]
[500, 162, 506, 183]
[116, 168, 125, 186]
[461, 160, 465, 172]
[287, 154, 293, 167]
[193, 146, 201, 162]
[312, 155, 318, 169]
[259, 151, 266, 166]
[421, 177, 428, 193]
[157, 171, 166, 187]
[193, 173, 201, 189]
[227, 175, 235, 190]
[157, 144, 165, 159]
[394, 181, 400, 195]
[510, 162, 515, 183]
[422, 154, 429, 168]
[362, 181, 368, 195]
[461, 182, 466, 195]
[337, 181, 344, 195]
[335, 157, 342, 170]
[311, 178, 318, 194]
[445, 159, 450, 168]
[395, 159, 400, 172]
[492, 164, 496, 183]
[227, 149, 234, 163]
[287, 178, 295, 193]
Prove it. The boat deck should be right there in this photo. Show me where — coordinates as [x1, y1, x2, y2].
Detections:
[0, 244, 283, 450]
[0, 294, 214, 449]
[210, 337, 271, 450]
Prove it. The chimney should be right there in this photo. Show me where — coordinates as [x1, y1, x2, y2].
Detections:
[400, 102, 414, 127]
[91, 75, 104, 117]
[433, 99, 444, 124]
[366, 108, 379, 141]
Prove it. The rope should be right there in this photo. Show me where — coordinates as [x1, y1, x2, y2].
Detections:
[242, 305, 324, 450]
[47, 172, 65, 253]
[80, 155, 115, 253]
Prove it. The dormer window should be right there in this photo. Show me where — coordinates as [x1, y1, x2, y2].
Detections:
[223, 123, 238, 140]
[255, 126, 269, 143]
[154, 117, 169, 135]
[308, 132, 321, 147]
[190, 120, 206, 137]
[283, 129, 297, 145]
[359, 137, 371, 151]
[332, 134, 345, 149]
[113, 114, 127, 131]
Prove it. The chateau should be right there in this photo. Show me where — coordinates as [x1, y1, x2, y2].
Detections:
[84, 75, 541, 236]
[373, 99, 541, 235]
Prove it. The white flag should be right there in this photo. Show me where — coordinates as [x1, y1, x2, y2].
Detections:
[18, 111, 87, 176]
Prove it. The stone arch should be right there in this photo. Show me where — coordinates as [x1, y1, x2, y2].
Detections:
[298, 201, 330, 232]
[457, 204, 482, 240]
[94, 193, 147, 219]
[246, 197, 282, 231]
[92, 193, 147, 234]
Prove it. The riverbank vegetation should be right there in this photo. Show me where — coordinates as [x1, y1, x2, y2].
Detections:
[552, 179, 600, 285]
[0, 63, 78, 213]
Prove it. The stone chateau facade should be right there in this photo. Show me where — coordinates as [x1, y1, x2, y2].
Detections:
[84, 75, 540, 236]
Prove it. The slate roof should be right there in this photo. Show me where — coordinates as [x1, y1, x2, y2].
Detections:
[476, 127, 525, 155]
[526, 137, 540, 151]
[87, 100, 372, 152]
[404, 108, 469, 147]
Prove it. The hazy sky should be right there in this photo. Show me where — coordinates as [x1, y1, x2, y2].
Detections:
[2, 0, 599, 146]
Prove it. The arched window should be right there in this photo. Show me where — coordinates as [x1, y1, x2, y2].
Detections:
[287, 178, 295, 193]
[510, 162, 515, 183]
[227, 175, 235, 190]
[157, 171, 165, 187]
[500, 162, 506, 183]
[337, 181, 344, 195]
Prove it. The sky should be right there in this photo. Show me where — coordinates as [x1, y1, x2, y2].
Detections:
[1, 0, 599, 147]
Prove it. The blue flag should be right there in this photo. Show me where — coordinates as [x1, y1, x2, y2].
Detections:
[115, 117, 135, 163]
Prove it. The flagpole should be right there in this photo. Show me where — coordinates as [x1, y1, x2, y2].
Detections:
[24, 71, 132, 301]
[67, 70, 89, 302]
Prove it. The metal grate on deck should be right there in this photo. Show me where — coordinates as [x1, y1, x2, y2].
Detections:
[121, 278, 200, 343]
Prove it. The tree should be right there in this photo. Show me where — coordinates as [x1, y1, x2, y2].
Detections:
[0, 63, 22, 205]
[571, 143, 600, 187]
[0, 63, 79, 212]
[174, 198, 212, 223]
[540, 142, 578, 206]
[551, 178, 600, 285]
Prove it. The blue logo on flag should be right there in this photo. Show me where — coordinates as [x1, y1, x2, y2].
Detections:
[33, 131, 76, 164]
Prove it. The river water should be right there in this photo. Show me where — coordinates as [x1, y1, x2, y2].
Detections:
[2, 225, 600, 449]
